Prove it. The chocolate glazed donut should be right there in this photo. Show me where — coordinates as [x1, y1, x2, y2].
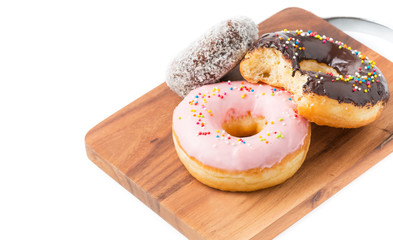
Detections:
[240, 30, 390, 128]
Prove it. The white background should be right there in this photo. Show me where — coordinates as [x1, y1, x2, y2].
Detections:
[1, 1, 393, 239]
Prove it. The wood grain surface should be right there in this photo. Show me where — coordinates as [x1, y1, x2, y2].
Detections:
[85, 7, 393, 240]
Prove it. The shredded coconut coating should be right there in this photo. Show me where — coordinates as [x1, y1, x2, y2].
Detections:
[166, 17, 258, 97]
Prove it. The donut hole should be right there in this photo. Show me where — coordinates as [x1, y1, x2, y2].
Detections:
[299, 60, 339, 75]
[222, 112, 265, 138]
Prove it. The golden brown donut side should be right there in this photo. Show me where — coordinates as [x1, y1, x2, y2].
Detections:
[172, 126, 311, 192]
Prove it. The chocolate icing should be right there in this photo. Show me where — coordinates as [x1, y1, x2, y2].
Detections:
[252, 30, 389, 107]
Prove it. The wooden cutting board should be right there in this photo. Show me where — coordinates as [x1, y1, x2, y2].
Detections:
[85, 7, 393, 240]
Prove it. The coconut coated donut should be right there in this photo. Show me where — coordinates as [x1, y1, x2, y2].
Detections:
[240, 30, 390, 128]
[166, 17, 258, 97]
[172, 81, 311, 191]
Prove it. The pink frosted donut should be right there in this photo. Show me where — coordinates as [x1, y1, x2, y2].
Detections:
[172, 81, 311, 191]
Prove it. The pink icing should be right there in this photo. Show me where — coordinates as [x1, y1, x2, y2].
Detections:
[172, 81, 309, 171]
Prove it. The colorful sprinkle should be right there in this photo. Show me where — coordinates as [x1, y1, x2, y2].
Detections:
[276, 132, 284, 139]
[277, 29, 382, 96]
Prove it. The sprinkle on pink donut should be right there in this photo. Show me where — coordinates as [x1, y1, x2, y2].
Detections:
[172, 81, 309, 171]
